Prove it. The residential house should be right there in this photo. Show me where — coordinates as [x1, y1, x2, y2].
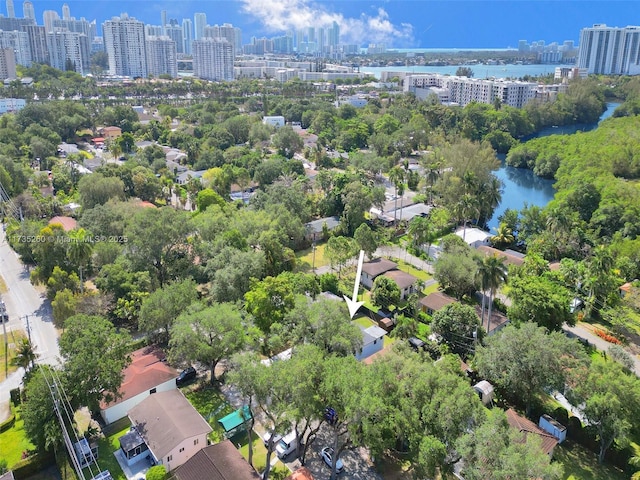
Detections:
[100, 346, 179, 425]
[620, 281, 636, 298]
[177, 170, 206, 185]
[476, 245, 525, 267]
[172, 440, 261, 480]
[304, 216, 340, 243]
[455, 227, 492, 249]
[382, 269, 418, 300]
[475, 304, 509, 335]
[285, 467, 315, 480]
[123, 389, 212, 471]
[419, 291, 456, 315]
[505, 408, 559, 457]
[360, 258, 397, 289]
[100, 126, 122, 139]
[355, 324, 387, 362]
[48, 216, 78, 232]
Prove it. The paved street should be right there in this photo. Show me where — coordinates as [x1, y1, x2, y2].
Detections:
[0, 226, 60, 407]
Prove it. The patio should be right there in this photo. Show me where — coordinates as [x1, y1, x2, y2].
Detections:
[113, 448, 150, 480]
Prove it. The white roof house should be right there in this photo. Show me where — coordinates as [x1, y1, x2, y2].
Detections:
[455, 227, 492, 249]
[262, 116, 285, 128]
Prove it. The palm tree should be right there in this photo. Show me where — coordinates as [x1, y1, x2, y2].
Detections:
[481, 254, 507, 333]
[67, 228, 93, 292]
[456, 193, 480, 240]
[389, 165, 405, 225]
[11, 337, 38, 371]
[491, 222, 515, 249]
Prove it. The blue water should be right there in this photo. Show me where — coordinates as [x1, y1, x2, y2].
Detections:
[486, 102, 620, 232]
[363, 63, 560, 79]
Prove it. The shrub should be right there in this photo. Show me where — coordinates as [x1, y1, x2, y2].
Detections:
[11, 451, 55, 479]
[10, 388, 21, 406]
[552, 407, 569, 427]
[594, 329, 622, 344]
[145, 465, 166, 480]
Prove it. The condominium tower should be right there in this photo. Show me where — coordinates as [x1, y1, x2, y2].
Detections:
[103, 14, 147, 78]
[192, 37, 233, 81]
[577, 24, 640, 75]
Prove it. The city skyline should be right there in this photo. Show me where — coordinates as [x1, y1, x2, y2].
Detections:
[9, 1, 640, 49]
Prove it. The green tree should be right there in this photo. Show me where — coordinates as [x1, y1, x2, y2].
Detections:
[507, 273, 573, 331]
[371, 276, 401, 310]
[272, 125, 303, 158]
[434, 244, 479, 299]
[476, 253, 507, 332]
[457, 410, 563, 480]
[353, 223, 378, 260]
[21, 366, 63, 453]
[59, 314, 131, 411]
[475, 323, 587, 415]
[170, 302, 245, 383]
[325, 236, 356, 279]
[145, 465, 167, 480]
[78, 173, 126, 209]
[51, 288, 78, 328]
[67, 228, 93, 291]
[11, 337, 38, 372]
[138, 279, 199, 344]
[431, 303, 481, 356]
[569, 360, 640, 464]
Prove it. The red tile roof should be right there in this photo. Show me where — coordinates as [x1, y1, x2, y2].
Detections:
[100, 346, 179, 409]
[505, 408, 558, 456]
[285, 467, 315, 480]
[48, 216, 77, 232]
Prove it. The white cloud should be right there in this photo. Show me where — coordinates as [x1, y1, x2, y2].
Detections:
[239, 0, 413, 46]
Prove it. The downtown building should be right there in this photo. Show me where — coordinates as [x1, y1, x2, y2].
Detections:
[192, 37, 234, 81]
[46, 29, 90, 74]
[577, 24, 640, 75]
[146, 35, 177, 78]
[103, 14, 147, 78]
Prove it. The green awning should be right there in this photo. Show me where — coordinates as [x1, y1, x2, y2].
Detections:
[218, 405, 253, 432]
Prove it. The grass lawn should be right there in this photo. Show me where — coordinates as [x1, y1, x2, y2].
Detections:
[0, 329, 27, 380]
[184, 386, 235, 443]
[0, 407, 35, 468]
[0, 274, 7, 293]
[554, 441, 628, 480]
[89, 419, 131, 480]
[295, 242, 329, 272]
[422, 282, 440, 295]
[232, 431, 289, 477]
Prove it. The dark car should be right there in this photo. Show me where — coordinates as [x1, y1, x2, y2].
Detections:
[176, 366, 197, 386]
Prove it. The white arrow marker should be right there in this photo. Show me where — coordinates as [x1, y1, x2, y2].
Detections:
[344, 250, 365, 319]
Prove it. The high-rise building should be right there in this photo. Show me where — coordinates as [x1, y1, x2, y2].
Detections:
[5, 0, 14, 18]
[182, 18, 192, 55]
[327, 21, 339, 47]
[47, 30, 89, 73]
[103, 14, 147, 78]
[192, 37, 233, 81]
[146, 35, 177, 77]
[43, 10, 59, 32]
[0, 29, 30, 66]
[165, 21, 183, 54]
[577, 24, 640, 75]
[0, 48, 16, 79]
[61, 3, 70, 20]
[22, 24, 48, 64]
[161, 10, 167, 30]
[22, 0, 34, 20]
[194, 12, 206, 40]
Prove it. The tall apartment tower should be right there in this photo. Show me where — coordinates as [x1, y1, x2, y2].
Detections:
[47, 30, 89, 73]
[182, 18, 192, 55]
[0, 29, 30, 66]
[192, 37, 233, 81]
[194, 12, 206, 40]
[0, 48, 16, 79]
[165, 20, 183, 54]
[22, 0, 33, 20]
[43, 10, 59, 32]
[5, 0, 14, 18]
[161, 10, 167, 30]
[103, 14, 148, 78]
[146, 35, 177, 77]
[62, 3, 70, 20]
[327, 21, 339, 47]
[22, 24, 48, 64]
[578, 24, 640, 75]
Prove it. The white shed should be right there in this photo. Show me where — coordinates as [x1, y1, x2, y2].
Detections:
[473, 380, 495, 405]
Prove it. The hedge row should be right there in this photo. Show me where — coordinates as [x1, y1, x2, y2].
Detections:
[12, 450, 55, 480]
[0, 412, 15, 433]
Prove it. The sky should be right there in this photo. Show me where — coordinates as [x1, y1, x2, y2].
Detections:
[22, 0, 640, 49]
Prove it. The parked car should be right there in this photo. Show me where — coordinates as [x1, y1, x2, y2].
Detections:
[263, 431, 282, 449]
[320, 447, 344, 473]
[276, 431, 298, 459]
[176, 366, 197, 386]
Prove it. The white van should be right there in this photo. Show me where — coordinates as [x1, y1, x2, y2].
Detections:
[275, 431, 298, 459]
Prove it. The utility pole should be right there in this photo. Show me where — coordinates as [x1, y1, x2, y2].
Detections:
[24, 314, 31, 343]
[1, 300, 7, 378]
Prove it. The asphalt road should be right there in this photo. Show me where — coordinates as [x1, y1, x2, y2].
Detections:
[0, 225, 60, 406]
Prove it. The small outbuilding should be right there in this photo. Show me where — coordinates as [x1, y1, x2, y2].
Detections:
[538, 414, 567, 443]
[473, 380, 495, 405]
